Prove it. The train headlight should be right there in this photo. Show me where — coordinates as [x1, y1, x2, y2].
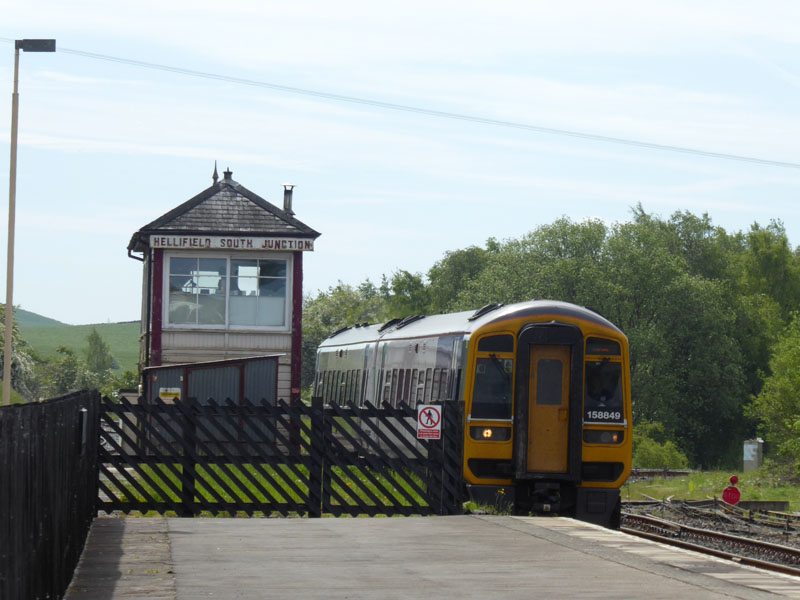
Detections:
[470, 426, 511, 441]
[583, 430, 624, 444]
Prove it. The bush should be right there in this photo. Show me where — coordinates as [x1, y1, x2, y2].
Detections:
[633, 421, 690, 469]
[633, 437, 689, 469]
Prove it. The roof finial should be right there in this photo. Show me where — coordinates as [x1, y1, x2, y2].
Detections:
[212, 161, 219, 185]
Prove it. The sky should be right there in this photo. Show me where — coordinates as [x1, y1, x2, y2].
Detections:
[2, 1, 800, 325]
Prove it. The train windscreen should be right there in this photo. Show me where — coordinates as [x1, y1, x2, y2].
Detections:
[584, 360, 623, 422]
[472, 357, 513, 419]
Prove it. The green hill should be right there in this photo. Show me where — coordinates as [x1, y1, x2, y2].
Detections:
[14, 307, 67, 328]
[19, 317, 141, 373]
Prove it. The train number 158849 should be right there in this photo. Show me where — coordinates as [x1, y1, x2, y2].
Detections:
[586, 410, 622, 421]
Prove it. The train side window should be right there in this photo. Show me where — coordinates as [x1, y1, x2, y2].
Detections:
[397, 369, 406, 404]
[432, 368, 441, 401]
[360, 370, 367, 405]
[344, 369, 356, 404]
[391, 369, 399, 406]
[335, 370, 343, 405]
[415, 370, 426, 405]
[403, 370, 412, 404]
[382, 369, 391, 404]
[424, 368, 433, 402]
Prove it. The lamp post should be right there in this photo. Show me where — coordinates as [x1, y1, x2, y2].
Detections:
[3, 39, 56, 406]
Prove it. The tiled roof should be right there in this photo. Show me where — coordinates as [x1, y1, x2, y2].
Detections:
[128, 172, 320, 252]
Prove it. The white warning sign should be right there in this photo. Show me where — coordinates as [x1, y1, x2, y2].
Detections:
[416, 405, 442, 440]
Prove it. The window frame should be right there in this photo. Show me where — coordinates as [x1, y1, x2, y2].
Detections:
[163, 251, 293, 332]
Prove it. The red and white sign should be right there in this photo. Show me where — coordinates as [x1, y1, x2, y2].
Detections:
[417, 405, 442, 440]
[722, 486, 741, 505]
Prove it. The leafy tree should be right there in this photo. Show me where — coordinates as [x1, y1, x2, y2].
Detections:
[749, 314, 800, 470]
[0, 303, 35, 400]
[86, 328, 113, 373]
[35, 346, 103, 398]
[379, 270, 430, 318]
[427, 246, 489, 313]
[740, 220, 800, 318]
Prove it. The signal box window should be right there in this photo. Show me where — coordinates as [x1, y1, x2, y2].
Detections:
[472, 357, 513, 419]
[167, 255, 289, 329]
[168, 257, 227, 325]
[229, 259, 287, 327]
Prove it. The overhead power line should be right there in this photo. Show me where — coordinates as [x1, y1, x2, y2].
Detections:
[3, 37, 800, 170]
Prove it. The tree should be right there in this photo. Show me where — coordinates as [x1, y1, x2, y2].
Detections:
[749, 314, 800, 470]
[86, 328, 113, 374]
[427, 246, 489, 313]
[740, 220, 800, 319]
[36, 346, 102, 398]
[0, 303, 35, 401]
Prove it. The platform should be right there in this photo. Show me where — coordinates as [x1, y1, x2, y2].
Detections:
[65, 515, 800, 599]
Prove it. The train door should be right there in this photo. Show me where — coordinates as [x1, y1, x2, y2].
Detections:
[527, 346, 570, 472]
[514, 323, 583, 482]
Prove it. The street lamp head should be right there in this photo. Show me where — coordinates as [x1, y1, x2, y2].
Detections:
[15, 39, 56, 52]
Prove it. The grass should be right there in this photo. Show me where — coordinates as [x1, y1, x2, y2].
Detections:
[105, 461, 430, 517]
[623, 469, 800, 512]
[21, 320, 140, 373]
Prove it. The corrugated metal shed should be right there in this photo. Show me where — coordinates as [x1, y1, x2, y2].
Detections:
[142, 354, 280, 405]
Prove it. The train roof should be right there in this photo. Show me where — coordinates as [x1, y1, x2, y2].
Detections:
[317, 300, 623, 348]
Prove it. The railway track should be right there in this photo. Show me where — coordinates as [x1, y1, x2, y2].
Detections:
[622, 507, 800, 576]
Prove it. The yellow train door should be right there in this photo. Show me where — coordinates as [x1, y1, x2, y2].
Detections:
[527, 346, 570, 473]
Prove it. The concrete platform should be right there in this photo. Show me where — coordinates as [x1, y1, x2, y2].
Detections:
[66, 515, 800, 599]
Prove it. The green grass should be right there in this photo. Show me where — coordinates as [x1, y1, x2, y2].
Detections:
[623, 470, 800, 511]
[105, 461, 431, 517]
[21, 320, 141, 373]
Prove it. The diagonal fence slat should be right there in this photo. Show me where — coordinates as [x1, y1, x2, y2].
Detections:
[97, 396, 464, 517]
[324, 402, 432, 512]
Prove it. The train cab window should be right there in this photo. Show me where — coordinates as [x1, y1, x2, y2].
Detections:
[472, 356, 513, 419]
[584, 359, 624, 422]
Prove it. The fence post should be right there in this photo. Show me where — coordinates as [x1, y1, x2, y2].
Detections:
[308, 397, 324, 517]
[181, 399, 198, 517]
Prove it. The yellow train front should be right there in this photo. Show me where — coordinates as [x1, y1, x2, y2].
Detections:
[315, 300, 632, 527]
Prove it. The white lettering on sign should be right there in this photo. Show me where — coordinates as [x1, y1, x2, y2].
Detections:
[417, 405, 442, 440]
[151, 236, 314, 251]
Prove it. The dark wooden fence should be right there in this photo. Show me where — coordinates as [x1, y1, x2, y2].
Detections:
[0, 390, 100, 600]
[99, 396, 464, 517]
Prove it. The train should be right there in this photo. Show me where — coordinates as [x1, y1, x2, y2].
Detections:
[313, 299, 632, 527]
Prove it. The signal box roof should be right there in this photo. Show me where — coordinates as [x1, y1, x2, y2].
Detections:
[127, 168, 320, 253]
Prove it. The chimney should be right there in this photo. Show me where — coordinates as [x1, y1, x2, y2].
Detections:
[223, 168, 233, 181]
[282, 184, 295, 216]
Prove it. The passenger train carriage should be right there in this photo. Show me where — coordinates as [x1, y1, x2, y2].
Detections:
[314, 300, 632, 527]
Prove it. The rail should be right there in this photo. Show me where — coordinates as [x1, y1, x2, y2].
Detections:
[622, 511, 800, 576]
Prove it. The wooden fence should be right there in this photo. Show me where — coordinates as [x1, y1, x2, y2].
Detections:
[99, 396, 464, 517]
[0, 391, 100, 600]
